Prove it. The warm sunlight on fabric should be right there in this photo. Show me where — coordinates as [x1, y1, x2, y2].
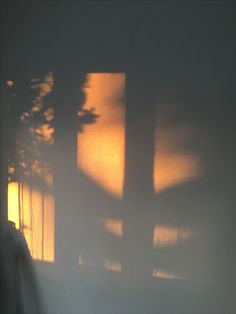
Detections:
[154, 127, 201, 193]
[152, 268, 185, 280]
[77, 73, 125, 198]
[153, 225, 193, 248]
[8, 181, 55, 262]
[100, 218, 123, 237]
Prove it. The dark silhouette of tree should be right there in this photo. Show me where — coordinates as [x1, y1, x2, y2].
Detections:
[3, 72, 98, 230]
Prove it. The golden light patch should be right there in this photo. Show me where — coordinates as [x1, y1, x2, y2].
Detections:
[153, 225, 193, 248]
[43, 107, 54, 122]
[77, 73, 125, 198]
[154, 127, 201, 193]
[43, 166, 53, 188]
[104, 260, 122, 272]
[100, 218, 123, 237]
[152, 268, 184, 280]
[6, 80, 14, 88]
[8, 181, 55, 262]
[8, 182, 20, 229]
[31, 72, 54, 112]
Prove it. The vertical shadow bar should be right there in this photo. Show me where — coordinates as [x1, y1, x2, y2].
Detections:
[122, 71, 156, 280]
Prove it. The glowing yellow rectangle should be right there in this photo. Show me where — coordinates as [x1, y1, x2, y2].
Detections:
[77, 73, 126, 198]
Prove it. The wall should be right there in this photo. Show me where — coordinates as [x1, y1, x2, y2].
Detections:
[2, 2, 236, 314]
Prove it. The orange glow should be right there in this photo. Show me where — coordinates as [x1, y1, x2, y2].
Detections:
[42, 193, 55, 262]
[104, 260, 122, 272]
[43, 107, 54, 122]
[153, 225, 193, 248]
[6, 80, 14, 88]
[8, 181, 55, 262]
[100, 218, 123, 237]
[43, 166, 53, 188]
[8, 182, 20, 229]
[34, 123, 54, 144]
[154, 127, 201, 193]
[31, 72, 54, 112]
[152, 268, 185, 280]
[77, 73, 125, 198]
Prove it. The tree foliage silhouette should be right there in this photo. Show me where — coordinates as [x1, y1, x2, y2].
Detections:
[5, 72, 98, 229]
